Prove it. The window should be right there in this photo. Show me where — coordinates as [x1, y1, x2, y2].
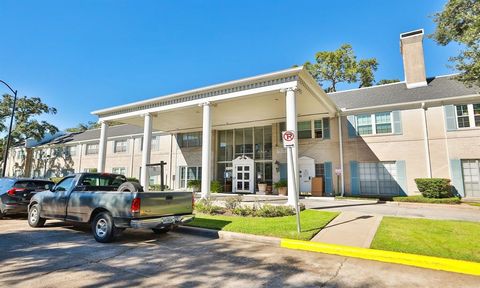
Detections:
[80, 174, 126, 188]
[456, 105, 470, 128]
[456, 104, 480, 128]
[151, 136, 160, 151]
[177, 132, 202, 148]
[114, 140, 128, 153]
[314, 120, 323, 138]
[83, 168, 97, 173]
[297, 121, 311, 139]
[179, 166, 202, 188]
[112, 167, 126, 175]
[358, 162, 400, 195]
[65, 146, 76, 157]
[86, 144, 98, 155]
[315, 163, 325, 177]
[356, 112, 393, 135]
[54, 177, 76, 192]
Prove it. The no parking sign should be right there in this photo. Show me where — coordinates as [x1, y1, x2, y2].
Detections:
[282, 130, 295, 148]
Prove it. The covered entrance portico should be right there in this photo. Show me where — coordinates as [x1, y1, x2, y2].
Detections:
[92, 67, 338, 205]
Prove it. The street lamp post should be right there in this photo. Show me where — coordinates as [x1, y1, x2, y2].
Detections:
[0, 80, 18, 177]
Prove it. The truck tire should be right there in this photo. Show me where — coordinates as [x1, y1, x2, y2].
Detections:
[152, 226, 171, 234]
[28, 204, 46, 227]
[117, 182, 144, 193]
[92, 212, 117, 243]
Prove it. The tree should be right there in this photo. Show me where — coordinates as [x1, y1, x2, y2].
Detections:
[358, 59, 379, 88]
[304, 44, 379, 92]
[0, 94, 58, 143]
[431, 0, 480, 88]
[376, 79, 401, 85]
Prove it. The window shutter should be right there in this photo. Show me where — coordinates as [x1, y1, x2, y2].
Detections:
[347, 115, 357, 138]
[392, 111, 403, 134]
[279, 163, 287, 180]
[324, 162, 333, 195]
[444, 105, 457, 131]
[323, 118, 330, 139]
[450, 159, 465, 197]
[396, 160, 407, 196]
[350, 161, 360, 195]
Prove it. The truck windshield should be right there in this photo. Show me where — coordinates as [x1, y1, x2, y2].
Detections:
[81, 174, 126, 188]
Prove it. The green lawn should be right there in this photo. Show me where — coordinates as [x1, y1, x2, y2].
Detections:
[188, 210, 339, 240]
[465, 202, 480, 207]
[371, 217, 480, 262]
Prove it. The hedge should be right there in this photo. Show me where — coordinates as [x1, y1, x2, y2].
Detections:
[414, 178, 452, 198]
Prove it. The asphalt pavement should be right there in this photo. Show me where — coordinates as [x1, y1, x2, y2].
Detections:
[0, 215, 479, 287]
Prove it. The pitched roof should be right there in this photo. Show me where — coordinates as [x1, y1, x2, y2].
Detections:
[327, 75, 479, 110]
[51, 124, 146, 144]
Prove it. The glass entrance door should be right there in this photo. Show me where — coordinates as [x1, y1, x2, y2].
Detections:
[234, 165, 252, 193]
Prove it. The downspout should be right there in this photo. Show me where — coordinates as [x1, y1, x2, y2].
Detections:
[169, 134, 173, 189]
[338, 112, 345, 196]
[421, 102, 432, 178]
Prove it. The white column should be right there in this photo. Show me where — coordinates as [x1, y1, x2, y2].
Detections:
[285, 87, 299, 206]
[338, 115, 345, 196]
[97, 121, 108, 172]
[201, 102, 212, 199]
[421, 103, 432, 178]
[141, 113, 152, 190]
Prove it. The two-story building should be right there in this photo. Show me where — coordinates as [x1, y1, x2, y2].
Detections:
[7, 29, 480, 203]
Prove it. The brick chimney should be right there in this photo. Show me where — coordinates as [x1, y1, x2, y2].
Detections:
[400, 29, 427, 89]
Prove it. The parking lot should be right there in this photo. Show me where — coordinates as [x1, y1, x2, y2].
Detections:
[0, 216, 478, 288]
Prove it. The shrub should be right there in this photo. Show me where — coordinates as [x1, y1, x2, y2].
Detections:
[194, 198, 224, 214]
[187, 180, 201, 190]
[148, 184, 169, 191]
[126, 177, 139, 183]
[414, 178, 452, 198]
[225, 195, 243, 211]
[210, 180, 223, 193]
[256, 204, 295, 217]
[232, 205, 257, 216]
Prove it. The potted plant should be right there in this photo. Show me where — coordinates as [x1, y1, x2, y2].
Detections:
[274, 180, 288, 196]
[187, 179, 201, 192]
[257, 181, 267, 193]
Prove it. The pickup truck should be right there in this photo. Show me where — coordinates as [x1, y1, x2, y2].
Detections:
[28, 173, 194, 243]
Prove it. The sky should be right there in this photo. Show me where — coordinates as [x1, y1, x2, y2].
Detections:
[0, 0, 460, 131]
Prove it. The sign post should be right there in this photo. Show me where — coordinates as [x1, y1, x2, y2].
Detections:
[282, 130, 301, 234]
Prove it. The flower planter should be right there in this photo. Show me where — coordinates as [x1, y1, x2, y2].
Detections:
[278, 187, 288, 196]
[258, 183, 267, 193]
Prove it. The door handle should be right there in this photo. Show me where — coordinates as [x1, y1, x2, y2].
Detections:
[166, 195, 173, 200]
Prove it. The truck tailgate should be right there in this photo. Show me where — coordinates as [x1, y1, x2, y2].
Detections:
[137, 192, 193, 217]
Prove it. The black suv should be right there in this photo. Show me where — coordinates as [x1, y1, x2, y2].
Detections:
[0, 178, 55, 218]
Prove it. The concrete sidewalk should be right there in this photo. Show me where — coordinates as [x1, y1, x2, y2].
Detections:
[311, 212, 383, 248]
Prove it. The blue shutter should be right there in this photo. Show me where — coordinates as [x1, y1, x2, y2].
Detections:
[347, 115, 357, 138]
[279, 163, 287, 180]
[450, 159, 465, 197]
[324, 162, 333, 196]
[392, 111, 403, 135]
[396, 160, 407, 196]
[444, 105, 458, 131]
[323, 118, 330, 139]
[350, 161, 360, 195]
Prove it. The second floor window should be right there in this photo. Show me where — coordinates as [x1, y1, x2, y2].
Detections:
[65, 146, 76, 157]
[86, 144, 98, 155]
[177, 132, 202, 148]
[114, 140, 128, 153]
[356, 112, 393, 135]
[456, 104, 480, 128]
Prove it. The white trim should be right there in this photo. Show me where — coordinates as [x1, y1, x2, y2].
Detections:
[92, 67, 303, 115]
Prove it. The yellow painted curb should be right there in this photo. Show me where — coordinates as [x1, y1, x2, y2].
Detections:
[281, 239, 480, 276]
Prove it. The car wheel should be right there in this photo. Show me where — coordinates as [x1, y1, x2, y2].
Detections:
[0, 209, 5, 219]
[28, 204, 46, 227]
[92, 212, 117, 243]
[152, 227, 171, 234]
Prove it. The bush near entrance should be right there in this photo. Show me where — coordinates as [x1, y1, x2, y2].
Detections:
[392, 195, 461, 204]
[414, 178, 452, 198]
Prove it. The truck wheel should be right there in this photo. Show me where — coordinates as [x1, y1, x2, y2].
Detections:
[152, 227, 171, 234]
[117, 182, 144, 193]
[28, 204, 46, 227]
[92, 212, 117, 243]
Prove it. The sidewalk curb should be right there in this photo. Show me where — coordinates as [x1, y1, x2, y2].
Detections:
[281, 239, 480, 277]
[176, 226, 280, 245]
